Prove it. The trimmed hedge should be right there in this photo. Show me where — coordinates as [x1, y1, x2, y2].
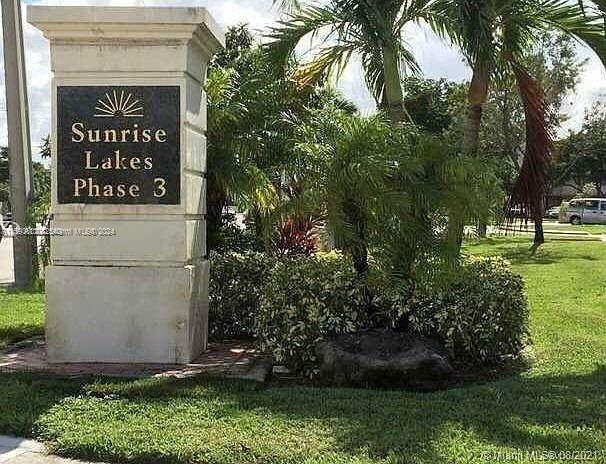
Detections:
[209, 252, 529, 372]
[255, 253, 368, 374]
[408, 256, 529, 364]
[208, 252, 275, 340]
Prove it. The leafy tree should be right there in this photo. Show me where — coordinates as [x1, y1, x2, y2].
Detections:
[472, 31, 586, 234]
[0, 141, 51, 275]
[556, 104, 606, 196]
[402, 77, 467, 135]
[1, 140, 51, 216]
[481, 33, 585, 175]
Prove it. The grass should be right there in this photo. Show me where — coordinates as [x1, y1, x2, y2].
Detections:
[542, 222, 606, 235]
[503, 220, 606, 235]
[0, 289, 45, 350]
[569, 224, 606, 235]
[0, 238, 605, 463]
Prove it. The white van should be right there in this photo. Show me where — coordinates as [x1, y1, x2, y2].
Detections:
[560, 198, 606, 224]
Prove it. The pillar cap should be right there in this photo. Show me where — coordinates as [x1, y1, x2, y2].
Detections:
[27, 6, 225, 54]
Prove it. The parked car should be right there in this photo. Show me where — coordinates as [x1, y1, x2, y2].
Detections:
[560, 198, 606, 224]
[545, 206, 560, 219]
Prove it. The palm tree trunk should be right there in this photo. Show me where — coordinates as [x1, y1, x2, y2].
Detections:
[510, 63, 554, 254]
[382, 44, 407, 124]
[466, 104, 483, 154]
[533, 208, 545, 248]
[464, 68, 489, 155]
[454, 67, 490, 244]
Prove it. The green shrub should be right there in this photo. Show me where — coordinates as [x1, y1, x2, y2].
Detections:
[254, 252, 368, 374]
[407, 256, 529, 364]
[210, 251, 528, 373]
[209, 252, 275, 340]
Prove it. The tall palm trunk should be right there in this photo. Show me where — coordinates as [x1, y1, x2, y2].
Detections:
[468, 68, 490, 238]
[382, 44, 407, 124]
[448, 66, 490, 252]
[464, 69, 489, 155]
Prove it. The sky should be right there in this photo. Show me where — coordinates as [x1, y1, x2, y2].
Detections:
[1, 0, 606, 161]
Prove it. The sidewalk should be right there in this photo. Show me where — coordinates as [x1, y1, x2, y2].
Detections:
[0, 435, 103, 463]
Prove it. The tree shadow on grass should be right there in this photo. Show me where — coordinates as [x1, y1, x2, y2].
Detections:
[15, 365, 604, 464]
[231, 368, 606, 463]
[0, 374, 86, 437]
[465, 237, 603, 266]
[501, 248, 600, 265]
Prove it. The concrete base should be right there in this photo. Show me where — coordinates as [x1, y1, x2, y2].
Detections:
[45, 263, 209, 364]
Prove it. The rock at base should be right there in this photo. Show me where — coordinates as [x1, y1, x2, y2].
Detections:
[316, 329, 453, 390]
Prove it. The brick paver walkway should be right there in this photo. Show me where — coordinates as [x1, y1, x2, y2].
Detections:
[0, 337, 272, 381]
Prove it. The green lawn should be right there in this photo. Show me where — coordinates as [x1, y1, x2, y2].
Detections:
[1, 238, 605, 464]
[0, 290, 44, 350]
[542, 221, 606, 235]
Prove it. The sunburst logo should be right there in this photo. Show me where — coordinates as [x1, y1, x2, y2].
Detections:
[94, 90, 143, 118]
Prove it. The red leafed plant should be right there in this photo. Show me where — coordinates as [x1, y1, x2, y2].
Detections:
[274, 216, 320, 256]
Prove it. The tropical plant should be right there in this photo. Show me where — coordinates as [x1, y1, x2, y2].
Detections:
[480, 33, 585, 188]
[255, 251, 368, 374]
[209, 251, 276, 340]
[407, 256, 529, 365]
[206, 26, 278, 250]
[273, 216, 320, 256]
[286, 108, 411, 276]
[402, 77, 467, 135]
[206, 25, 356, 251]
[283, 106, 501, 279]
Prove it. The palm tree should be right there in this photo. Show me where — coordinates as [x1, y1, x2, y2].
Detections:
[266, 0, 441, 125]
[436, 0, 606, 246]
[269, 0, 606, 249]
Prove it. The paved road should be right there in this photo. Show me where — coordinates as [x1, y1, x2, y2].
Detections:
[0, 237, 14, 285]
[0, 435, 102, 463]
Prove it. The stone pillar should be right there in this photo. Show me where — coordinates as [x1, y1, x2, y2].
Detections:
[28, 6, 224, 363]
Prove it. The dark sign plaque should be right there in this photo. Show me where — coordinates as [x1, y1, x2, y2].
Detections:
[57, 85, 180, 204]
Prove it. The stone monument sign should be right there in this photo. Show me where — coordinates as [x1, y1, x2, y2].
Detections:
[28, 6, 225, 363]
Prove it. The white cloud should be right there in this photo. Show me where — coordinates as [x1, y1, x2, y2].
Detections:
[561, 44, 606, 135]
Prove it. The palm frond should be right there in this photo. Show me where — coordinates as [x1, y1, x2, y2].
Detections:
[529, 0, 606, 69]
[361, 46, 386, 105]
[291, 43, 358, 87]
[506, 62, 555, 222]
[272, 0, 302, 13]
[264, 5, 342, 67]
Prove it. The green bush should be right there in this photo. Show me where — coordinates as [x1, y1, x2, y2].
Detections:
[254, 252, 368, 374]
[407, 256, 529, 364]
[209, 252, 275, 340]
[210, 251, 528, 372]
